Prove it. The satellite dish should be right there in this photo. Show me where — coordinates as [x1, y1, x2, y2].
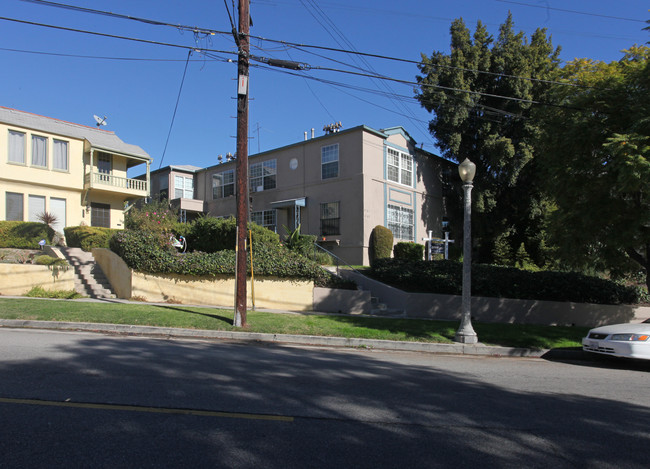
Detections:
[93, 115, 107, 127]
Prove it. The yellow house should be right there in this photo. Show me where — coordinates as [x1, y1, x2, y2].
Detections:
[0, 106, 151, 231]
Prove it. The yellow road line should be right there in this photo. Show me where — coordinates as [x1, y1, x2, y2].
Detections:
[0, 397, 293, 422]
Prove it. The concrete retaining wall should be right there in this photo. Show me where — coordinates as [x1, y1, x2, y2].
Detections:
[341, 269, 650, 327]
[0, 263, 75, 295]
[93, 248, 314, 311]
[314, 287, 372, 315]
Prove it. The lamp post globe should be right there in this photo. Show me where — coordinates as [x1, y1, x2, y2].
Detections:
[455, 158, 478, 344]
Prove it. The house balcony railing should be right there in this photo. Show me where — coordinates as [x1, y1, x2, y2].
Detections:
[85, 173, 148, 193]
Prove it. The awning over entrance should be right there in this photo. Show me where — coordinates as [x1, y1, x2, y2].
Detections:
[269, 197, 306, 208]
[270, 197, 306, 230]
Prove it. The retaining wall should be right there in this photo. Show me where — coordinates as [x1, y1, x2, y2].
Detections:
[0, 263, 75, 296]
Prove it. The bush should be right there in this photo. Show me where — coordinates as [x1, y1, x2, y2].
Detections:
[370, 258, 645, 305]
[188, 216, 280, 253]
[64, 226, 119, 252]
[0, 221, 54, 248]
[125, 200, 179, 233]
[369, 225, 393, 266]
[394, 242, 424, 262]
[110, 229, 327, 282]
[33, 254, 67, 266]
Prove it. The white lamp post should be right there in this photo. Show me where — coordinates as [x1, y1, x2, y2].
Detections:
[455, 158, 478, 344]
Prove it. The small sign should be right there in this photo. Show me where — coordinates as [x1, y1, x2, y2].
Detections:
[238, 75, 249, 95]
[431, 244, 444, 254]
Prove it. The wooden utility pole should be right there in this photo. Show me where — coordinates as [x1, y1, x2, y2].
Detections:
[234, 0, 250, 327]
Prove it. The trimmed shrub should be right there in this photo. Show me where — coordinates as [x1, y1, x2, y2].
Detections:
[394, 242, 424, 262]
[109, 229, 328, 282]
[33, 254, 67, 266]
[65, 226, 119, 252]
[188, 216, 280, 253]
[370, 258, 645, 305]
[0, 221, 53, 248]
[369, 225, 393, 266]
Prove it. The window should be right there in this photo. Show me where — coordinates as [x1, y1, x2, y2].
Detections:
[31, 135, 47, 167]
[50, 198, 66, 233]
[213, 170, 235, 199]
[321, 144, 339, 179]
[251, 209, 277, 232]
[53, 139, 68, 171]
[8, 130, 25, 164]
[91, 202, 110, 228]
[98, 152, 112, 181]
[28, 195, 46, 222]
[250, 159, 276, 192]
[320, 202, 340, 235]
[174, 175, 194, 199]
[387, 204, 414, 241]
[6, 192, 24, 221]
[386, 148, 413, 186]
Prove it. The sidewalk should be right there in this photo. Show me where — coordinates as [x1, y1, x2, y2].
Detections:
[0, 296, 586, 360]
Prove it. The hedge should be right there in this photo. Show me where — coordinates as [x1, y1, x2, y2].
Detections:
[370, 258, 645, 305]
[109, 230, 335, 285]
[394, 242, 424, 262]
[369, 225, 393, 266]
[0, 221, 53, 249]
[64, 226, 120, 252]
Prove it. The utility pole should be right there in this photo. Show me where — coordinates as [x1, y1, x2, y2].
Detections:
[234, 0, 250, 328]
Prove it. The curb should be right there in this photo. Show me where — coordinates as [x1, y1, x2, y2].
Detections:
[0, 319, 559, 358]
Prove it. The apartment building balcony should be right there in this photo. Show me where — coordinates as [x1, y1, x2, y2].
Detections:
[84, 172, 149, 198]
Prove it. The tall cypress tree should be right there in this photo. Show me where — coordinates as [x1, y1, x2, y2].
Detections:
[416, 13, 560, 265]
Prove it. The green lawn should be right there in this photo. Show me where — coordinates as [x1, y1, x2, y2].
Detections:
[0, 298, 588, 350]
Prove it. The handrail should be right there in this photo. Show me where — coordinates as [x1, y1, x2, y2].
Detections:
[313, 243, 363, 277]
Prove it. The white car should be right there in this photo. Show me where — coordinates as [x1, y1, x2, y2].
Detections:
[582, 319, 650, 360]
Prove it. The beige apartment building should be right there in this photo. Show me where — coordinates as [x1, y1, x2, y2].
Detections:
[1, 106, 151, 232]
[147, 125, 454, 266]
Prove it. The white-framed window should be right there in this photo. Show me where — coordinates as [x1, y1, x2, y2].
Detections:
[386, 147, 413, 186]
[50, 197, 66, 233]
[213, 170, 235, 199]
[250, 159, 276, 192]
[251, 209, 277, 232]
[321, 144, 339, 179]
[320, 202, 340, 236]
[8, 130, 25, 164]
[28, 195, 46, 222]
[98, 152, 112, 181]
[6, 192, 24, 221]
[174, 175, 194, 199]
[387, 204, 414, 241]
[31, 135, 47, 168]
[53, 139, 68, 171]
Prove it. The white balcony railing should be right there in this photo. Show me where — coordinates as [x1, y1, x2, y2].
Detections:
[85, 173, 148, 192]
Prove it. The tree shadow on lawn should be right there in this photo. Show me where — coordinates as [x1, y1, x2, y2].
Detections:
[325, 315, 589, 349]
[154, 305, 233, 325]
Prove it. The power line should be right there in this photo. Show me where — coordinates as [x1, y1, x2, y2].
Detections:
[495, 0, 646, 23]
[0, 46, 227, 62]
[158, 50, 194, 170]
[19, 0, 234, 36]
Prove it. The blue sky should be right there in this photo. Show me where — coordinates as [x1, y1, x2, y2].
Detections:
[1, 0, 648, 172]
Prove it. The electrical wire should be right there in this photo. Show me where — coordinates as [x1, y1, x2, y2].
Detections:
[0, 15, 238, 56]
[158, 50, 193, 169]
[495, 0, 646, 23]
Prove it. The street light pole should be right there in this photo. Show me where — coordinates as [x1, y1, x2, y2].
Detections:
[455, 158, 478, 344]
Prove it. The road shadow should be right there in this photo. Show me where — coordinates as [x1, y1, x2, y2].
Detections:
[0, 330, 648, 468]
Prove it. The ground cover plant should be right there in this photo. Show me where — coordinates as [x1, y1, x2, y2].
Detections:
[0, 298, 588, 349]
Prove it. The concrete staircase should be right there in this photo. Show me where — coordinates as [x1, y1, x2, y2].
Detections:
[57, 247, 116, 299]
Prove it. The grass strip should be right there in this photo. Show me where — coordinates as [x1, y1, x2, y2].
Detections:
[0, 298, 588, 349]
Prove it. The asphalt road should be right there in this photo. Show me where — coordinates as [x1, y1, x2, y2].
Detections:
[0, 328, 648, 468]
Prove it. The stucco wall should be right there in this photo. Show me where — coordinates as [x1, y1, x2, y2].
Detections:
[93, 248, 314, 311]
[0, 264, 75, 295]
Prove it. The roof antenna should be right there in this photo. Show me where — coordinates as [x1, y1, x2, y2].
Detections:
[93, 115, 108, 127]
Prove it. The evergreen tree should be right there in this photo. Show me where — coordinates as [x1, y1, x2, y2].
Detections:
[416, 13, 560, 265]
